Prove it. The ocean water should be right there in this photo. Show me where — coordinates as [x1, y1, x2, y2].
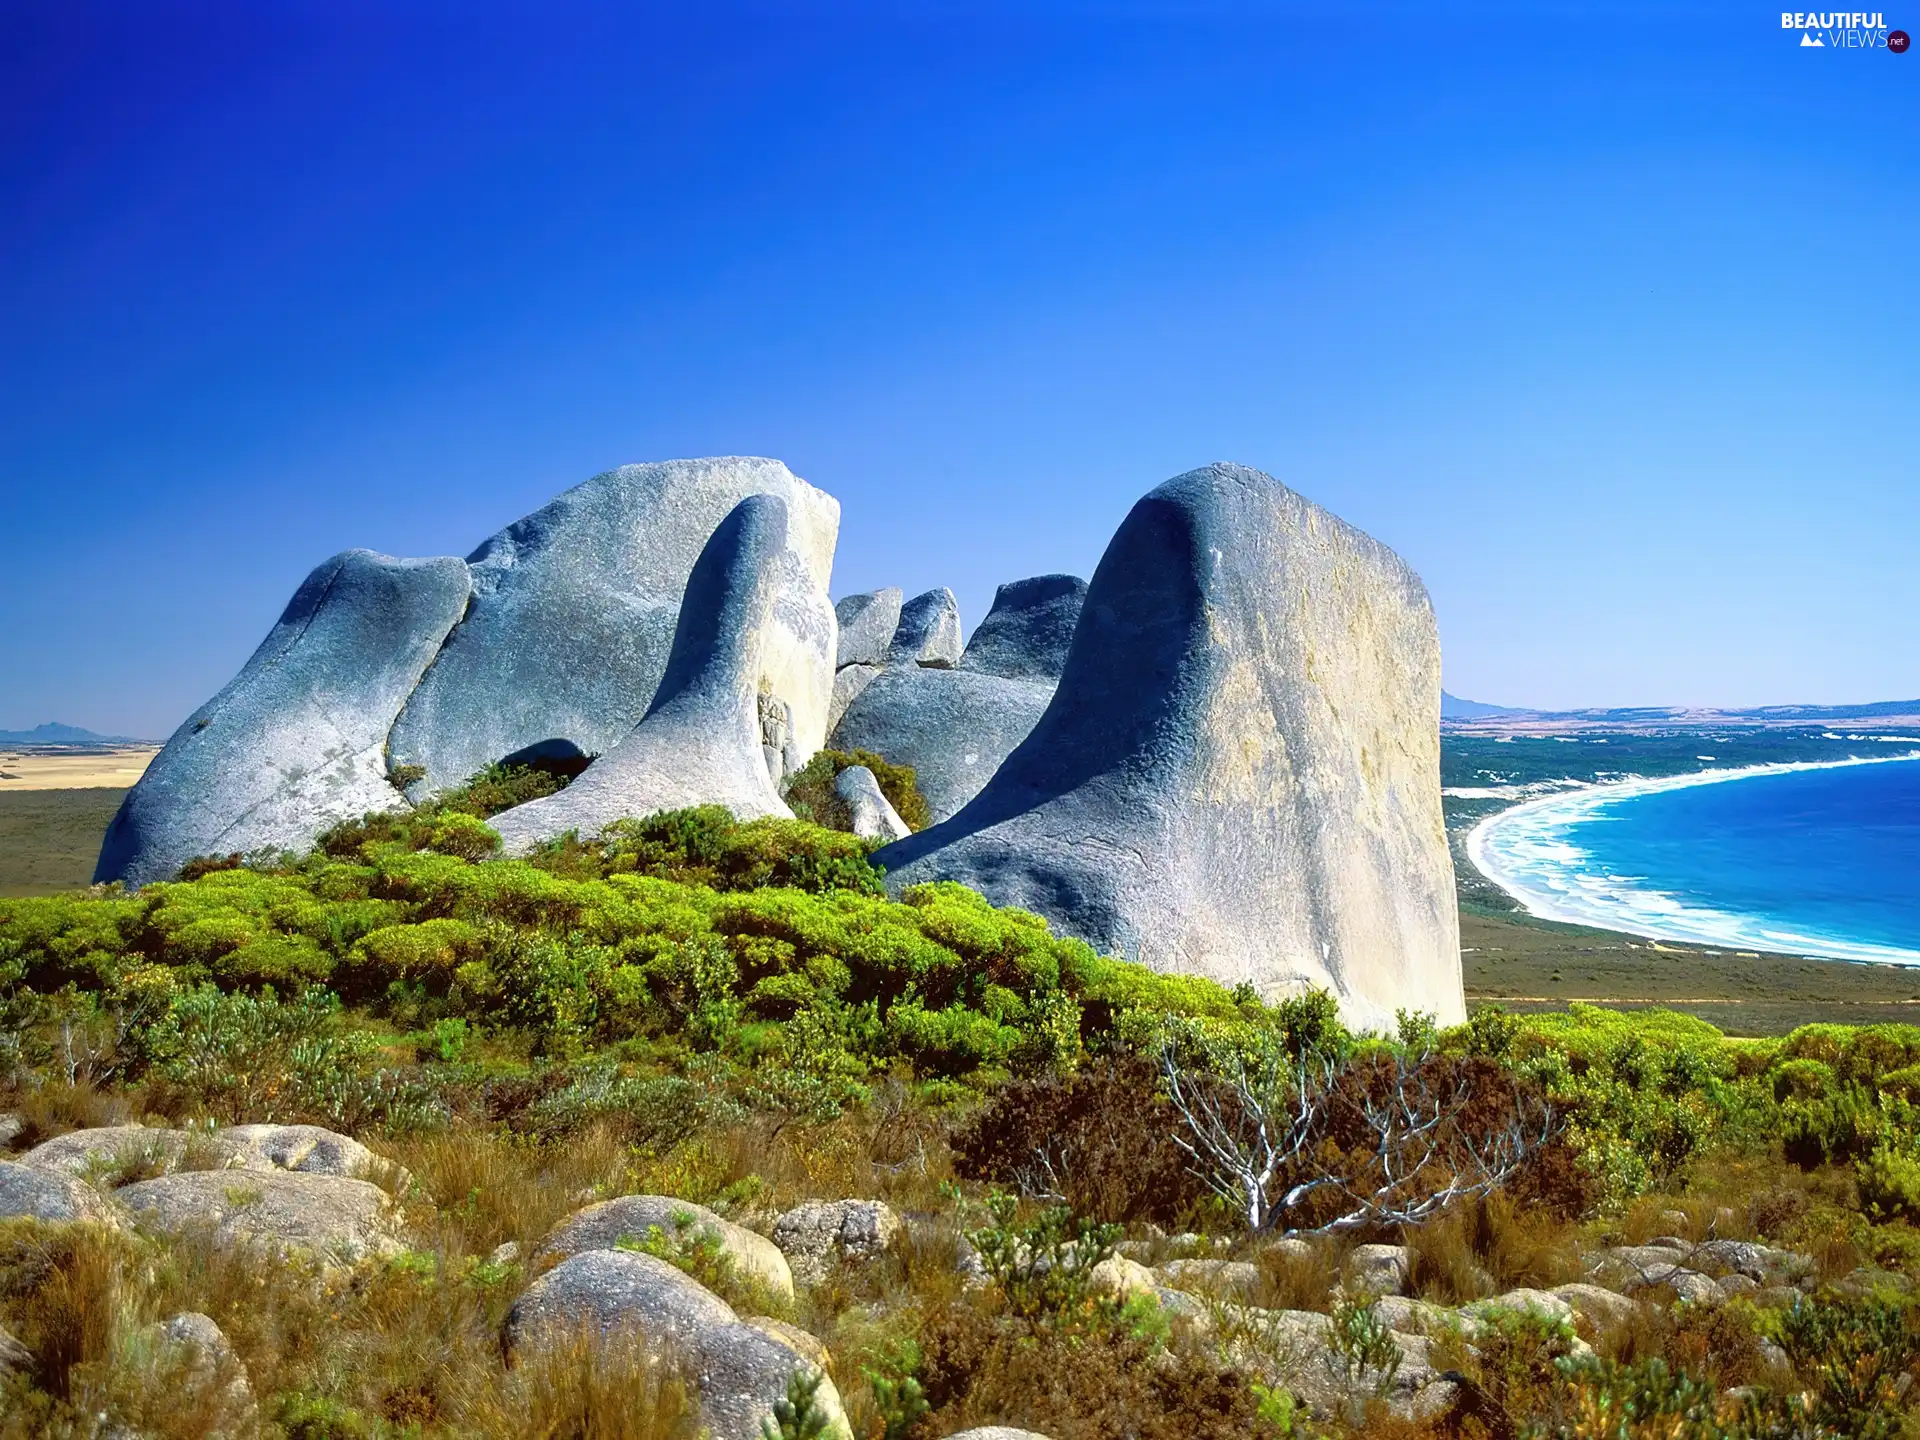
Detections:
[1468, 754, 1920, 964]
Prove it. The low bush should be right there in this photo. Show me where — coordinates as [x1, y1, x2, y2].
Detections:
[782, 749, 932, 833]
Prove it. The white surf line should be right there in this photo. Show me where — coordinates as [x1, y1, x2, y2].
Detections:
[1466, 751, 1920, 967]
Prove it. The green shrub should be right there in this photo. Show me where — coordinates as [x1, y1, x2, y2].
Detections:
[1858, 1143, 1920, 1222]
[781, 748, 932, 832]
[1772, 1056, 1836, 1102]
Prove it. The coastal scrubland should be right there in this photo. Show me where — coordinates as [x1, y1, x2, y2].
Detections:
[4, 769, 1920, 1436]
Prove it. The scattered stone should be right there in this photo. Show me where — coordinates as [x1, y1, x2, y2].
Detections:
[1155, 1258, 1262, 1298]
[139, 1311, 255, 1432]
[1648, 1234, 1693, 1252]
[1598, 1244, 1689, 1275]
[833, 766, 911, 841]
[488, 1240, 522, 1267]
[1549, 1282, 1641, 1329]
[1088, 1253, 1158, 1302]
[0, 1114, 19, 1149]
[389, 457, 840, 797]
[1370, 1295, 1470, 1337]
[1621, 1266, 1723, 1305]
[771, 1199, 902, 1286]
[0, 1324, 29, 1378]
[505, 1249, 849, 1440]
[492, 495, 832, 850]
[1462, 1288, 1574, 1325]
[1347, 1243, 1412, 1296]
[1691, 1239, 1814, 1285]
[0, 1159, 115, 1224]
[114, 1170, 403, 1264]
[1259, 1236, 1316, 1264]
[1718, 1273, 1760, 1297]
[876, 464, 1463, 1029]
[956, 575, 1088, 681]
[537, 1193, 795, 1303]
[19, 1122, 401, 1189]
[96, 549, 471, 887]
[835, 589, 903, 668]
[887, 588, 962, 667]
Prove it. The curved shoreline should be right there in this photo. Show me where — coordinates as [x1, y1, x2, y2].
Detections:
[1466, 752, 1920, 967]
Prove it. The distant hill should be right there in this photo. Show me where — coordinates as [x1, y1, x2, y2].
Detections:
[0, 722, 149, 746]
[1440, 691, 1526, 719]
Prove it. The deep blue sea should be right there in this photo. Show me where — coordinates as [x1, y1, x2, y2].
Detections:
[1469, 755, 1920, 964]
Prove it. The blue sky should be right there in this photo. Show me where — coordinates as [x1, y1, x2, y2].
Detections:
[2, 2, 1915, 739]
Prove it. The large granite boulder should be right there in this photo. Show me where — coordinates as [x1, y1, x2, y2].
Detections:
[876, 464, 1462, 1030]
[828, 576, 1085, 823]
[833, 766, 911, 841]
[0, 1159, 115, 1224]
[95, 550, 470, 887]
[115, 1170, 405, 1263]
[834, 588, 902, 668]
[491, 494, 830, 851]
[388, 457, 838, 797]
[19, 1122, 400, 1188]
[534, 1193, 795, 1303]
[888, 588, 963, 667]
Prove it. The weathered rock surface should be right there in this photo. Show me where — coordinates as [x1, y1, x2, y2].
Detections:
[18, 1124, 192, 1178]
[835, 588, 902, 668]
[491, 495, 831, 851]
[1088, 1253, 1158, 1301]
[1156, 1258, 1262, 1298]
[96, 550, 470, 887]
[828, 577, 1085, 824]
[834, 766, 911, 841]
[0, 1113, 20, 1148]
[0, 1159, 114, 1224]
[888, 588, 963, 667]
[772, 1199, 903, 1285]
[505, 1250, 848, 1440]
[1347, 1243, 1412, 1296]
[876, 463, 1462, 1029]
[1550, 1282, 1641, 1329]
[140, 1311, 255, 1432]
[828, 663, 882, 732]
[20, 1122, 398, 1187]
[389, 457, 839, 797]
[1463, 1288, 1573, 1325]
[957, 575, 1088, 681]
[536, 1193, 795, 1303]
[114, 1170, 403, 1263]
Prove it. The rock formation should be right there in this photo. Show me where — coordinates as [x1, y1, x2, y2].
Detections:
[489, 494, 825, 852]
[834, 588, 902, 668]
[887, 588, 963, 666]
[829, 575, 1086, 823]
[388, 457, 838, 796]
[875, 464, 1461, 1029]
[95, 550, 471, 888]
[833, 765, 912, 841]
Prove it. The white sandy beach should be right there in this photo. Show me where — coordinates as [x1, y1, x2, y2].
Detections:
[0, 746, 159, 792]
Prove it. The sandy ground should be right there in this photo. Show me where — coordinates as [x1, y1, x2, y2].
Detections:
[0, 746, 159, 791]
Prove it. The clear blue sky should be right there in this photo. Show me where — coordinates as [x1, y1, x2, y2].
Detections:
[3, 2, 1915, 739]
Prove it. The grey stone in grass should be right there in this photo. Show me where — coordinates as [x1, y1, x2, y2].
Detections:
[1154, 1258, 1262, 1298]
[389, 457, 839, 798]
[491, 495, 829, 852]
[877, 463, 1463, 1031]
[958, 574, 1088, 681]
[0, 1159, 115, 1225]
[771, 1199, 903, 1285]
[1549, 1282, 1642, 1329]
[834, 765, 911, 841]
[1346, 1242, 1412, 1296]
[95, 549, 470, 888]
[505, 1249, 849, 1440]
[139, 1311, 256, 1432]
[20, 1122, 401, 1188]
[535, 1192, 795, 1303]
[114, 1170, 404, 1264]
[887, 588, 963, 667]
[835, 588, 902, 668]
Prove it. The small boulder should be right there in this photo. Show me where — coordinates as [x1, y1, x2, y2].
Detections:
[1462, 1288, 1574, 1326]
[0, 1159, 115, 1224]
[139, 1311, 255, 1432]
[1088, 1253, 1158, 1302]
[114, 1170, 403, 1264]
[1346, 1243, 1411, 1296]
[0, 1113, 21, 1149]
[832, 766, 912, 842]
[1155, 1258, 1262, 1299]
[1691, 1239, 1813, 1285]
[771, 1199, 903, 1286]
[1371, 1295, 1469, 1337]
[835, 589, 903, 668]
[888, 589, 962, 667]
[0, 1324, 29, 1378]
[1549, 1282, 1641, 1330]
[538, 1194, 795, 1304]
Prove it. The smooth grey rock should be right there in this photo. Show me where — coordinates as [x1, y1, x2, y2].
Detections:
[18, 1124, 190, 1180]
[0, 1114, 20, 1149]
[1550, 1282, 1641, 1329]
[96, 550, 470, 887]
[1462, 1288, 1573, 1325]
[1346, 1243, 1412, 1296]
[771, 1199, 903, 1285]
[958, 575, 1087, 680]
[19, 1122, 401, 1188]
[114, 1170, 403, 1263]
[828, 663, 881, 733]
[535, 1193, 795, 1303]
[834, 766, 911, 841]
[888, 588, 962, 667]
[829, 666, 1056, 824]
[876, 463, 1462, 1030]
[491, 495, 830, 851]
[0, 1158, 115, 1224]
[835, 588, 902, 668]
[389, 457, 839, 797]
[505, 1250, 849, 1440]
[1155, 1258, 1262, 1298]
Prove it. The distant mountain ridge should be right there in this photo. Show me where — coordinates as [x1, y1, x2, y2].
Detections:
[0, 722, 149, 746]
[1440, 694, 1920, 733]
[1441, 691, 1526, 719]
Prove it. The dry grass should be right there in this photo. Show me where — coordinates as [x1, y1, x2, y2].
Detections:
[1404, 1193, 1582, 1305]
[1250, 1237, 1345, 1313]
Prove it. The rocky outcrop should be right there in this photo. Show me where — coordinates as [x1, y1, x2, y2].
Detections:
[505, 1249, 849, 1440]
[833, 766, 911, 841]
[876, 464, 1461, 1029]
[0, 1159, 115, 1224]
[835, 588, 902, 668]
[95, 550, 471, 887]
[19, 1122, 400, 1187]
[139, 1312, 256, 1433]
[887, 588, 963, 667]
[490, 495, 831, 851]
[771, 1199, 902, 1285]
[389, 457, 839, 796]
[535, 1193, 795, 1303]
[114, 1170, 404, 1263]
[829, 576, 1086, 823]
